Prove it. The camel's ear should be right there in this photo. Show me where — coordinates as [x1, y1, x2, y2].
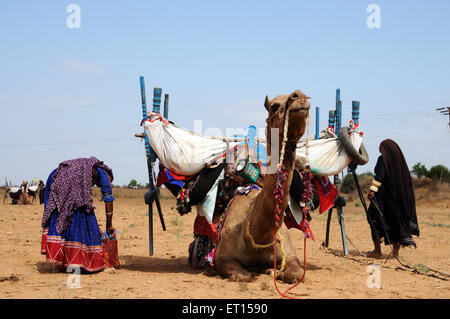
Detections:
[264, 95, 271, 111]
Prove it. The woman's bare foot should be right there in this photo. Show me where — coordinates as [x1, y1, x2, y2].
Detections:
[366, 250, 382, 259]
[367, 241, 382, 258]
[393, 242, 401, 258]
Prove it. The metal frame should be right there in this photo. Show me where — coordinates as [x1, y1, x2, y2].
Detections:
[138, 76, 167, 256]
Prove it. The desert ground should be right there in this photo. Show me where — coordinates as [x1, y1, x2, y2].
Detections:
[0, 183, 449, 299]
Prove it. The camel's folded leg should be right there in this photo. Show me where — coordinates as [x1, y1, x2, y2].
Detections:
[281, 256, 304, 284]
[215, 257, 252, 282]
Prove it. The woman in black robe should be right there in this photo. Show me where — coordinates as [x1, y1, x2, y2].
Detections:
[367, 139, 420, 258]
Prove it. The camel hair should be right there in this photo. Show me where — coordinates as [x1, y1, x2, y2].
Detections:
[214, 89, 310, 283]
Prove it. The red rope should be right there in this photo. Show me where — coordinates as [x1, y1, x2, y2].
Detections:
[273, 232, 307, 299]
[272, 164, 309, 299]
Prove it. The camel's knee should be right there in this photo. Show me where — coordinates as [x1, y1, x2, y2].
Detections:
[282, 256, 304, 284]
[215, 257, 252, 282]
[229, 271, 252, 282]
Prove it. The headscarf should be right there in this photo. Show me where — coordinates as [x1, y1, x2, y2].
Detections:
[41, 157, 113, 233]
[378, 139, 419, 242]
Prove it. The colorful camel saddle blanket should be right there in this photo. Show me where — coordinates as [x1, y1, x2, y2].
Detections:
[188, 182, 322, 269]
[143, 112, 367, 177]
[188, 185, 261, 269]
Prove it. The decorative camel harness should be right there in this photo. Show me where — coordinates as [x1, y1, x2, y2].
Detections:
[244, 100, 314, 299]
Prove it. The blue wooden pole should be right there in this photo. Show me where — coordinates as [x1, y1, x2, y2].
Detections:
[335, 89, 348, 256]
[150, 87, 162, 164]
[151, 87, 166, 233]
[139, 76, 154, 256]
[335, 88, 342, 132]
[352, 101, 360, 125]
[139, 77, 151, 156]
[335, 89, 340, 111]
[139, 79, 167, 256]
[152, 87, 162, 112]
[315, 107, 320, 140]
[338, 100, 342, 131]
[324, 109, 336, 247]
[163, 94, 169, 119]
[324, 89, 349, 255]
[328, 110, 336, 131]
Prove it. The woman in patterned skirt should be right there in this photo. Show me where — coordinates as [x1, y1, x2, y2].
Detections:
[40, 157, 115, 272]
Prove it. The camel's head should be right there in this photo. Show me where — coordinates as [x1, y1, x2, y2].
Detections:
[265, 90, 310, 146]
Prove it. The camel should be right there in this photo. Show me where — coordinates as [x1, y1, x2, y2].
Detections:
[214, 89, 310, 283]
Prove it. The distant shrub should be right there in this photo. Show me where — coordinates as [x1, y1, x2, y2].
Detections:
[411, 163, 449, 183]
[340, 171, 374, 193]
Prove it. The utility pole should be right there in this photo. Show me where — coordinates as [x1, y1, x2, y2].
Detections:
[436, 107, 450, 128]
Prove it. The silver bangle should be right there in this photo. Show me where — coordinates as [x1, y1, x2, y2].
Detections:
[106, 212, 113, 216]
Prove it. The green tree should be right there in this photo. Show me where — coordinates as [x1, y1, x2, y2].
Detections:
[341, 173, 356, 193]
[427, 165, 450, 182]
[411, 162, 428, 178]
[128, 179, 141, 189]
[340, 171, 374, 193]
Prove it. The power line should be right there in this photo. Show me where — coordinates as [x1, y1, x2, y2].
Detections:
[359, 113, 442, 123]
[361, 109, 439, 119]
[0, 138, 133, 148]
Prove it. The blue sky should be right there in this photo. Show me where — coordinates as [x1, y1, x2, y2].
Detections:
[0, 0, 449, 186]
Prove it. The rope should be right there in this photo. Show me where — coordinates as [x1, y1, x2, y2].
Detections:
[371, 199, 450, 280]
[344, 169, 450, 279]
[322, 245, 449, 281]
[305, 110, 310, 160]
[246, 223, 277, 249]
[345, 234, 367, 258]
[272, 100, 311, 299]
[278, 106, 290, 167]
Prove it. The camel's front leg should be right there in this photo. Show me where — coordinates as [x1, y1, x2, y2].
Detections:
[281, 256, 304, 284]
[215, 257, 252, 282]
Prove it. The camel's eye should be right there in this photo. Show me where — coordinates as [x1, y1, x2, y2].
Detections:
[271, 103, 280, 113]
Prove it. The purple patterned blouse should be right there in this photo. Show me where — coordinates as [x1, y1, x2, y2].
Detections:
[41, 157, 113, 233]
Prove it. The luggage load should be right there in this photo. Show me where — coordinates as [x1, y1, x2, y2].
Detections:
[143, 112, 367, 177]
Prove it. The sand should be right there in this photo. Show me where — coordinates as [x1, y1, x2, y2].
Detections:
[0, 187, 449, 299]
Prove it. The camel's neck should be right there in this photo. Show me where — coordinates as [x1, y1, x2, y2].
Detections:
[246, 139, 296, 245]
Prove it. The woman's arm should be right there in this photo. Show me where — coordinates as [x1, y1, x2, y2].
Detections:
[368, 156, 385, 201]
[96, 167, 116, 236]
[105, 200, 115, 236]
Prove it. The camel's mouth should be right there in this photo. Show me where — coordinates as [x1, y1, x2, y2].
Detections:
[289, 104, 310, 116]
[287, 96, 310, 117]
